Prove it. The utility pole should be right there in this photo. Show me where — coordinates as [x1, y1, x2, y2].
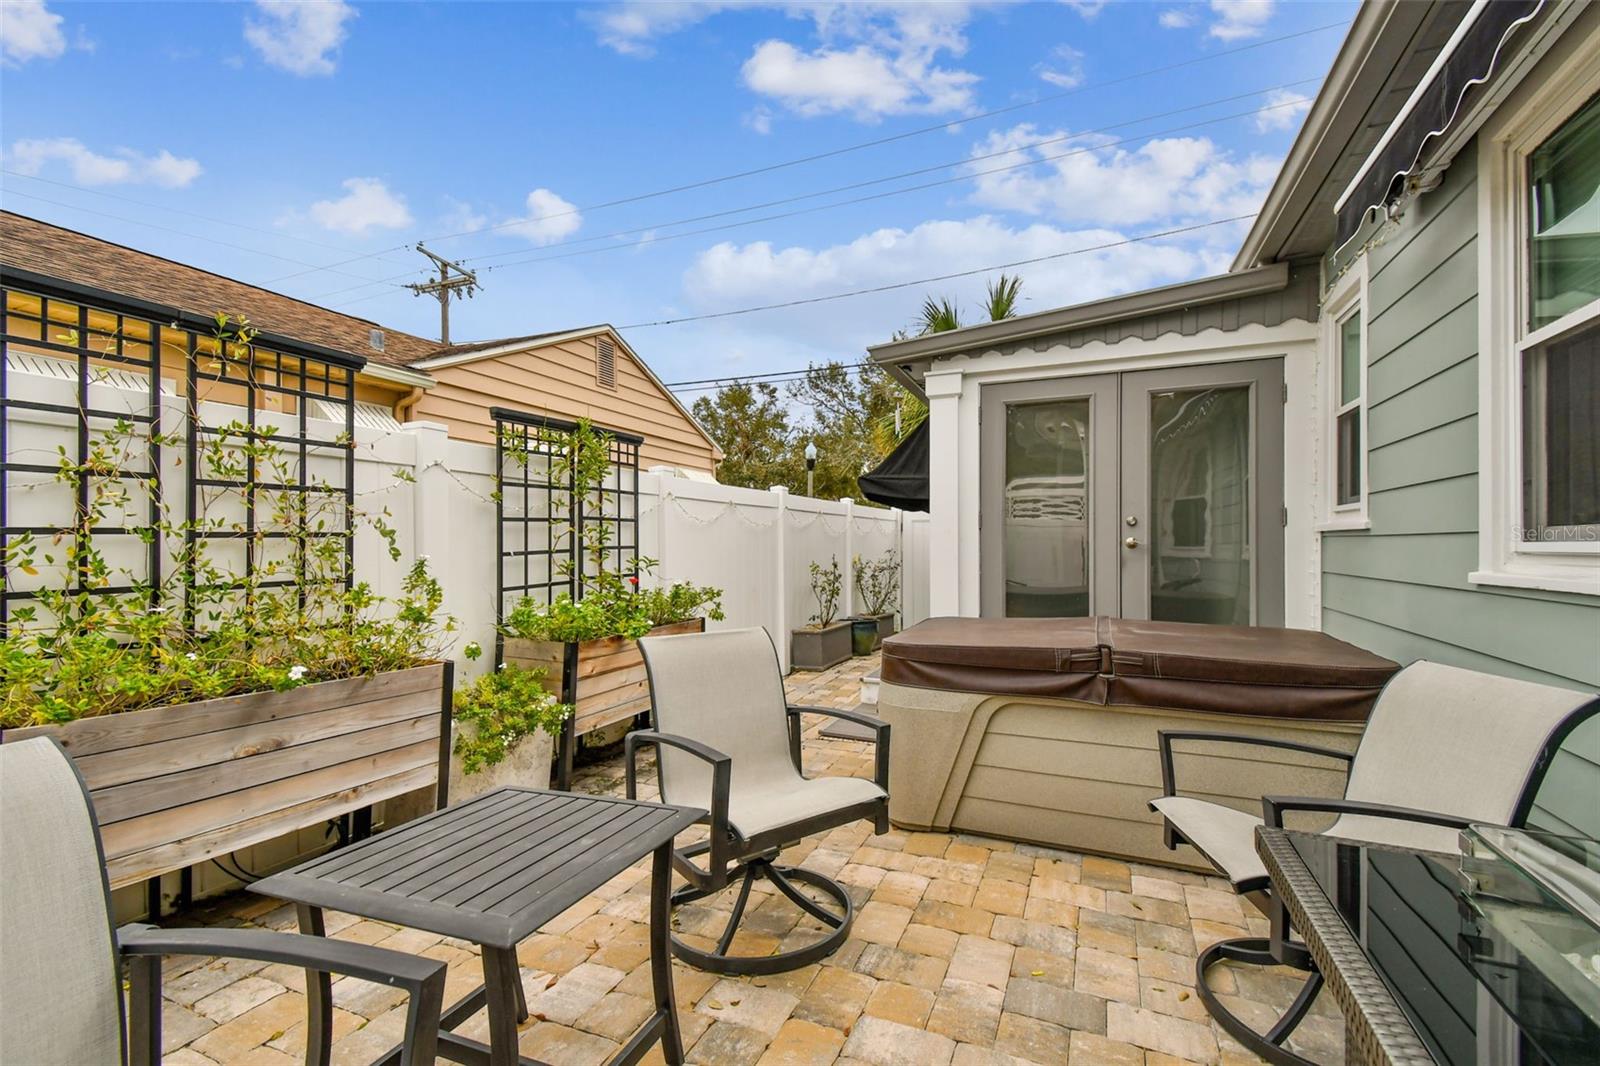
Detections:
[405, 243, 480, 345]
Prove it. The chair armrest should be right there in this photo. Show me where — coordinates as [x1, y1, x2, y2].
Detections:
[1260, 795, 1477, 832]
[1156, 729, 1354, 799]
[788, 705, 891, 791]
[625, 729, 733, 887]
[118, 925, 444, 1066]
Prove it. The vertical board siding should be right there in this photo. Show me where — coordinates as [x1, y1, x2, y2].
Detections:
[1320, 146, 1600, 707]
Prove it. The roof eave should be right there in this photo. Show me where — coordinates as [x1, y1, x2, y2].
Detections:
[868, 262, 1290, 379]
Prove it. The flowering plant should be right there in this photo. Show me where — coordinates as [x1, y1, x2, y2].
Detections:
[1, 314, 456, 729]
[497, 420, 722, 644]
[451, 644, 571, 774]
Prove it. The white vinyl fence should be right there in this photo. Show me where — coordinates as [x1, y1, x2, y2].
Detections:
[3, 356, 928, 674]
[388, 421, 930, 674]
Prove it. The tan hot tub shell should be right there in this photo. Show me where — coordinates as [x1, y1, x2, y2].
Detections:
[878, 618, 1397, 872]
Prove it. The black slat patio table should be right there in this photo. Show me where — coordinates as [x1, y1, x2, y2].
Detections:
[253, 787, 705, 1066]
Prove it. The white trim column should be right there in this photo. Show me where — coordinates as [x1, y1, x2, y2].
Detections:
[925, 370, 964, 617]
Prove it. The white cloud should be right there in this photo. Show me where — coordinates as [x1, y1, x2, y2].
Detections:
[962, 123, 1280, 227]
[682, 214, 1218, 351]
[308, 178, 412, 234]
[502, 188, 583, 246]
[1035, 45, 1084, 89]
[744, 107, 775, 135]
[1255, 88, 1311, 132]
[741, 38, 977, 120]
[5, 138, 202, 188]
[1158, 9, 1195, 29]
[588, 1, 735, 57]
[593, 2, 985, 121]
[1, 0, 65, 66]
[244, 0, 356, 76]
[1208, 0, 1273, 41]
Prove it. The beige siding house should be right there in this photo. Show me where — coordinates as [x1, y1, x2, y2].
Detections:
[409, 327, 722, 475]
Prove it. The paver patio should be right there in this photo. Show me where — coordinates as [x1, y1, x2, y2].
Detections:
[158, 654, 1344, 1065]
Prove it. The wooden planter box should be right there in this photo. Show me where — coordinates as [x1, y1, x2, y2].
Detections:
[0, 663, 450, 891]
[791, 621, 853, 671]
[503, 617, 706, 789]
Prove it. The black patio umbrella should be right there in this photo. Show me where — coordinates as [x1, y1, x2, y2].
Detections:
[858, 419, 929, 512]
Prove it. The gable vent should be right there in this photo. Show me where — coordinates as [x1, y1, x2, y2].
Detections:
[596, 336, 617, 389]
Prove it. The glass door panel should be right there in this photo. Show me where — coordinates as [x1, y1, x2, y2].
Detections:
[1120, 359, 1283, 626]
[1003, 398, 1092, 616]
[1147, 386, 1252, 625]
[980, 375, 1119, 618]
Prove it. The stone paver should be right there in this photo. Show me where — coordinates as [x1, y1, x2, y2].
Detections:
[151, 653, 1340, 1064]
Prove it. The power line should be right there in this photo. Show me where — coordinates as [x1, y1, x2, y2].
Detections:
[407, 20, 1346, 248]
[321, 85, 1317, 308]
[458, 79, 1319, 270]
[624, 213, 1256, 332]
[0, 170, 415, 275]
[0, 187, 411, 290]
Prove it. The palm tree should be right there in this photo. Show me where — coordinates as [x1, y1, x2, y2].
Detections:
[983, 273, 1023, 321]
[917, 295, 962, 335]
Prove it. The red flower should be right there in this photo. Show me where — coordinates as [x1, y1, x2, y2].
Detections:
[627, 575, 639, 586]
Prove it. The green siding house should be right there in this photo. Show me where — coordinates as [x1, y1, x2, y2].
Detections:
[870, 0, 1598, 702]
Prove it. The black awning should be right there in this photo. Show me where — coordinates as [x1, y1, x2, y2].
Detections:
[1336, 0, 1543, 247]
[858, 419, 929, 512]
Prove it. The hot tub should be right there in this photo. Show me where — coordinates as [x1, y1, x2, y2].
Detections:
[878, 617, 1398, 871]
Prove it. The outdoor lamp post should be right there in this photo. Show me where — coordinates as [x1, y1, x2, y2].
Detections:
[805, 441, 817, 497]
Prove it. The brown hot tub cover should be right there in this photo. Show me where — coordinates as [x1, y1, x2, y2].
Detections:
[882, 617, 1398, 722]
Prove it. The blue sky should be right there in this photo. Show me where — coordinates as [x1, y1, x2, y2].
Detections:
[0, 1, 1352, 400]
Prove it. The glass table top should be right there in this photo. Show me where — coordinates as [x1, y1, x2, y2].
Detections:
[1288, 829, 1600, 1066]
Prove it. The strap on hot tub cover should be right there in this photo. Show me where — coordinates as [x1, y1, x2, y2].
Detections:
[859, 420, 928, 512]
[881, 617, 1400, 722]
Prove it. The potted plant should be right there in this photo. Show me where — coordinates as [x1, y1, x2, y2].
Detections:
[448, 644, 571, 801]
[498, 420, 724, 787]
[792, 557, 852, 670]
[0, 314, 458, 892]
[851, 550, 901, 646]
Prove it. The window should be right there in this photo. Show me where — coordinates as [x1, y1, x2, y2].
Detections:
[1318, 256, 1367, 529]
[1335, 310, 1363, 507]
[1476, 40, 1600, 595]
[1521, 94, 1600, 544]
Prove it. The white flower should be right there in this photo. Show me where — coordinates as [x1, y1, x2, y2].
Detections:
[287, 665, 308, 681]
[185, 652, 198, 661]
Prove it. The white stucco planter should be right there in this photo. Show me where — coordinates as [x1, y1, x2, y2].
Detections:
[447, 723, 555, 803]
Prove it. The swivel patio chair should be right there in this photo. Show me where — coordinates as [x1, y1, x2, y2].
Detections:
[627, 626, 890, 976]
[1150, 659, 1599, 1066]
[0, 736, 446, 1066]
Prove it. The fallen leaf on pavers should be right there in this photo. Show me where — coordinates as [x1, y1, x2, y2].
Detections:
[707, 1001, 723, 1010]
[1178, 991, 1190, 1001]
[544, 976, 558, 989]
[533, 1013, 547, 1022]
[730, 999, 741, 1006]
[1031, 971, 1044, 977]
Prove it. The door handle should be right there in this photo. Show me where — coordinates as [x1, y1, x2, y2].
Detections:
[1124, 536, 1139, 549]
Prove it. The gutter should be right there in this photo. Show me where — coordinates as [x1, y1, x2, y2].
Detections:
[868, 262, 1290, 390]
[362, 361, 434, 389]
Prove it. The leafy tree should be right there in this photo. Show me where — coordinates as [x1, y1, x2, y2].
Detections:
[983, 273, 1023, 321]
[917, 295, 961, 335]
[691, 380, 800, 491]
[787, 359, 906, 504]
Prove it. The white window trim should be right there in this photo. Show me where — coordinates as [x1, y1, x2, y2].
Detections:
[1316, 256, 1370, 532]
[1474, 37, 1600, 597]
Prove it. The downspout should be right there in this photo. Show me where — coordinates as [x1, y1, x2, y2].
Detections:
[393, 385, 425, 423]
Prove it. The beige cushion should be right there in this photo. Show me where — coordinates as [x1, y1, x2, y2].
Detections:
[0, 737, 124, 1066]
[640, 627, 883, 842]
[1148, 795, 1267, 888]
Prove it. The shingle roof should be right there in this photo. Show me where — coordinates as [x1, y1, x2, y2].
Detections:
[0, 211, 439, 368]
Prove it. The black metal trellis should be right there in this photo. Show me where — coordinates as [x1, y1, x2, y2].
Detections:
[491, 407, 642, 663]
[1, 271, 363, 638]
[1, 280, 163, 634]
